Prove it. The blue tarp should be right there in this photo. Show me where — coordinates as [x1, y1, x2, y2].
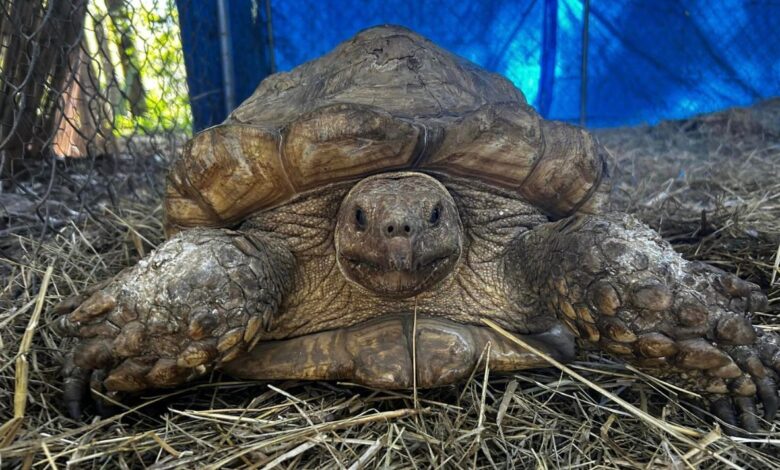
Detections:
[177, 0, 780, 131]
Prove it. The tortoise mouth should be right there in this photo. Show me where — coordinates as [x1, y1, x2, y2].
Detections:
[338, 246, 460, 298]
[338, 250, 457, 297]
[341, 252, 451, 273]
[221, 315, 572, 388]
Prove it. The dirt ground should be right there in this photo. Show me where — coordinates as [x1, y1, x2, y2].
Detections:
[1, 101, 779, 468]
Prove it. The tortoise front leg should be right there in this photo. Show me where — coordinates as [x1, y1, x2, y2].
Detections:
[508, 212, 777, 433]
[54, 227, 294, 418]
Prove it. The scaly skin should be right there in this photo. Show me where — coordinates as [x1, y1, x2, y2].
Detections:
[55, 177, 777, 434]
[55, 176, 569, 416]
[57, 228, 294, 417]
[511, 212, 777, 433]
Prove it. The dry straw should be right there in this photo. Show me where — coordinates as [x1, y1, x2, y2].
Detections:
[1, 102, 779, 467]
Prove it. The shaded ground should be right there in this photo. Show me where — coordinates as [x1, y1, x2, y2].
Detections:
[1, 102, 779, 468]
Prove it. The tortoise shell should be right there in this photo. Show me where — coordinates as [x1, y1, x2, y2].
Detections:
[165, 25, 610, 233]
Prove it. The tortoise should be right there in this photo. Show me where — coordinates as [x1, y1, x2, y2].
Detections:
[56, 25, 780, 433]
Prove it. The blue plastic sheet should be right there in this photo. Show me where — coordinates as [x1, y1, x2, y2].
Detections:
[178, 0, 780, 129]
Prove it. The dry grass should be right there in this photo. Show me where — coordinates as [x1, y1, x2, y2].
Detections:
[1, 102, 780, 468]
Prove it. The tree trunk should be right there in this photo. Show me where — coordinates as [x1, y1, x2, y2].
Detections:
[106, 0, 146, 117]
[0, 0, 87, 175]
[52, 36, 117, 158]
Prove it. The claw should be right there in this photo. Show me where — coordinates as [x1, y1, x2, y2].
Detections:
[220, 344, 243, 364]
[62, 354, 89, 419]
[177, 340, 218, 368]
[734, 396, 759, 433]
[94, 393, 120, 418]
[711, 396, 738, 428]
[261, 307, 274, 332]
[54, 316, 80, 337]
[104, 358, 153, 392]
[716, 316, 756, 345]
[66, 402, 83, 420]
[676, 339, 732, 369]
[78, 321, 121, 338]
[217, 328, 244, 352]
[90, 370, 120, 417]
[146, 358, 189, 387]
[244, 316, 262, 344]
[748, 291, 768, 313]
[756, 376, 779, 420]
[716, 275, 751, 298]
[52, 295, 87, 315]
[729, 375, 757, 396]
[69, 291, 116, 322]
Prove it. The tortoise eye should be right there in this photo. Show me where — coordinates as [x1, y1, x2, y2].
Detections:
[429, 206, 441, 226]
[355, 208, 367, 230]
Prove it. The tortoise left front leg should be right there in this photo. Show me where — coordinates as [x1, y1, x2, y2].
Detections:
[508, 212, 778, 432]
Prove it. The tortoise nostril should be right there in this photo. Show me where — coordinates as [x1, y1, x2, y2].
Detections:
[383, 221, 413, 238]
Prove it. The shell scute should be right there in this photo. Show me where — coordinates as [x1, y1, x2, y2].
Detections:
[165, 124, 292, 231]
[424, 103, 542, 187]
[165, 25, 612, 233]
[282, 103, 421, 190]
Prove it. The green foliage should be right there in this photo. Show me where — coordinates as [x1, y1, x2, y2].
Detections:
[90, 0, 192, 136]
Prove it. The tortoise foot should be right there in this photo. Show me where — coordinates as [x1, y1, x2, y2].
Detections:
[53, 228, 293, 418]
[515, 212, 777, 433]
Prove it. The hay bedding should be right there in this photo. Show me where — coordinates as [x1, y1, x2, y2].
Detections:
[1, 102, 779, 468]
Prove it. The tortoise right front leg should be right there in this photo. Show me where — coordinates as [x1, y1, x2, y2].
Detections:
[55, 227, 295, 418]
[510, 213, 777, 433]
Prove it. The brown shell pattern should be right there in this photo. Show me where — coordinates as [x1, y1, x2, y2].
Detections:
[165, 26, 611, 234]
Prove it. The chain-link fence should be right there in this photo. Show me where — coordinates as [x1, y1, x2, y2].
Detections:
[2, 1, 780, 467]
[1, 3, 190, 452]
[4, 1, 780, 246]
[1, 0, 189, 248]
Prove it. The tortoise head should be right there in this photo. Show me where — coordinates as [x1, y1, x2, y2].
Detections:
[335, 172, 463, 298]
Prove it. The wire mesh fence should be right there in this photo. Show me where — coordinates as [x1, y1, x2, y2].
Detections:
[0, 0, 189, 246]
[1, 1, 780, 467]
[4, 0, 780, 244]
